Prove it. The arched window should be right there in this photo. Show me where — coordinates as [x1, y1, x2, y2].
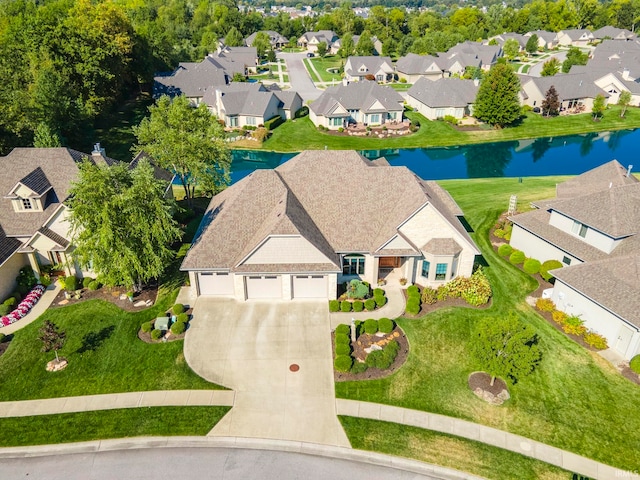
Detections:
[342, 254, 365, 275]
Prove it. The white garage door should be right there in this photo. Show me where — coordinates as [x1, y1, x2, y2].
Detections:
[198, 272, 234, 296]
[245, 275, 282, 299]
[293, 275, 327, 298]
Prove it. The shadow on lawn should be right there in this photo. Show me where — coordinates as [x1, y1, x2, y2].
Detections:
[77, 325, 115, 354]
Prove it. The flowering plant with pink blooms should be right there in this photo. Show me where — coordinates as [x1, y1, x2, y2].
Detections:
[0, 284, 46, 328]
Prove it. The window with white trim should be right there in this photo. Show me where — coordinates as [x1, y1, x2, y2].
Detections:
[21, 198, 33, 210]
[571, 220, 588, 238]
[421, 260, 430, 278]
[435, 263, 447, 280]
[246, 116, 256, 125]
[343, 254, 365, 275]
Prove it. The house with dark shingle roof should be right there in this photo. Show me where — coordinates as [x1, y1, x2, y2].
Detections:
[447, 41, 501, 70]
[309, 81, 404, 129]
[245, 31, 289, 50]
[181, 150, 479, 300]
[592, 26, 636, 42]
[407, 78, 478, 120]
[508, 160, 640, 359]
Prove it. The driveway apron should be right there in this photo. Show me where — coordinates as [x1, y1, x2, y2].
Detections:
[184, 298, 350, 447]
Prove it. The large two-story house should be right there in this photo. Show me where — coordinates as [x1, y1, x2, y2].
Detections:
[509, 160, 640, 359]
[181, 150, 480, 301]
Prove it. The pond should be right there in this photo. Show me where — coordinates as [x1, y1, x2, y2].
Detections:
[228, 129, 639, 183]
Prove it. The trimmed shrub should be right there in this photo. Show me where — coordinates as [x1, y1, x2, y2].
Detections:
[0, 304, 10, 316]
[264, 115, 284, 131]
[176, 313, 188, 323]
[378, 317, 394, 333]
[64, 276, 78, 292]
[509, 250, 525, 265]
[421, 287, 437, 305]
[141, 321, 153, 333]
[171, 321, 186, 335]
[335, 343, 352, 356]
[583, 330, 608, 350]
[365, 350, 385, 368]
[151, 329, 163, 340]
[407, 285, 420, 296]
[436, 285, 449, 301]
[536, 298, 556, 312]
[494, 228, 505, 238]
[350, 361, 368, 374]
[172, 304, 185, 315]
[562, 316, 587, 336]
[630, 355, 640, 374]
[374, 295, 387, 308]
[340, 301, 352, 312]
[552, 310, 568, 324]
[82, 277, 94, 288]
[352, 300, 364, 312]
[406, 299, 420, 315]
[461, 267, 492, 306]
[3, 297, 16, 307]
[335, 333, 351, 345]
[88, 281, 100, 291]
[347, 279, 369, 299]
[334, 355, 353, 372]
[335, 324, 350, 336]
[329, 300, 340, 312]
[540, 259, 563, 282]
[363, 319, 378, 335]
[523, 258, 541, 275]
[373, 288, 384, 297]
[364, 298, 376, 311]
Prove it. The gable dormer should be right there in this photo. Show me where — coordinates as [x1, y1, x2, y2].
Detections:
[358, 64, 368, 73]
[5, 167, 52, 213]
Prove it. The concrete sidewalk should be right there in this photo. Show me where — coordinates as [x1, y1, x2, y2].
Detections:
[330, 286, 406, 329]
[0, 390, 235, 418]
[1, 284, 60, 335]
[336, 399, 628, 480]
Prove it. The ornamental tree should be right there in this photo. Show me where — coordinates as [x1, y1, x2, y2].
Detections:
[68, 159, 181, 289]
[502, 39, 520, 61]
[592, 94, 606, 120]
[473, 63, 522, 128]
[133, 95, 231, 206]
[40, 320, 66, 363]
[540, 58, 561, 77]
[618, 90, 632, 117]
[541, 85, 560, 116]
[471, 314, 541, 386]
[316, 41, 328, 58]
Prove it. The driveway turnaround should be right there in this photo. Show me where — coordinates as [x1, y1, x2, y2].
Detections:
[278, 52, 321, 102]
[185, 298, 350, 447]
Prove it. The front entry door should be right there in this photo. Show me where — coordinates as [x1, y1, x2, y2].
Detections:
[379, 257, 401, 268]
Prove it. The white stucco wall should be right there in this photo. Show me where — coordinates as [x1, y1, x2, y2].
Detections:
[510, 224, 582, 265]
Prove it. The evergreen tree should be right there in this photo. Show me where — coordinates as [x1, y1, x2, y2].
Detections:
[473, 63, 522, 128]
[33, 123, 62, 148]
[525, 34, 538, 55]
[541, 85, 560, 116]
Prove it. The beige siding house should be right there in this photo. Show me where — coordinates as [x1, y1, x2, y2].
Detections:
[407, 78, 478, 120]
[181, 151, 480, 301]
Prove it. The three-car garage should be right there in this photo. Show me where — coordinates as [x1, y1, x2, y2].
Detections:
[195, 272, 331, 299]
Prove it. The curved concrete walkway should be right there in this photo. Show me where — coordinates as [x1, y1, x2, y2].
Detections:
[0, 284, 60, 335]
[330, 286, 406, 329]
[336, 399, 628, 480]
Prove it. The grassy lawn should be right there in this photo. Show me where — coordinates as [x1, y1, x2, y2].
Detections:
[308, 55, 344, 83]
[340, 417, 572, 480]
[304, 58, 322, 83]
[522, 64, 531, 73]
[387, 83, 413, 91]
[0, 285, 221, 401]
[0, 407, 229, 447]
[336, 176, 640, 471]
[253, 106, 640, 152]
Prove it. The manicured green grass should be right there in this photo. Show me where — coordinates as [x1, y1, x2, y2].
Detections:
[387, 83, 413, 91]
[254, 106, 640, 153]
[308, 55, 344, 83]
[522, 64, 531, 73]
[336, 176, 640, 471]
[0, 407, 229, 447]
[0, 288, 221, 401]
[304, 58, 321, 83]
[340, 417, 571, 480]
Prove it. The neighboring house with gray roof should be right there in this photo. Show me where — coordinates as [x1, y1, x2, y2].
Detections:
[519, 73, 610, 112]
[330, 35, 383, 55]
[297, 30, 338, 52]
[508, 160, 640, 359]
[447, 41, 501, 70]
[525, 30, 559, 49]
[344, 56, 394, 83]
[556, 29, 594, 47]
[245, 31, 288, 50]
[181, 150, 480, 301]
[203, 83, 302, 127]
[592, 26, 636, 41]
[395, 52, 476, 83]
[407, 78, 478, 120]
[309, 81, 404, 129]
[486, 32, 528, 50]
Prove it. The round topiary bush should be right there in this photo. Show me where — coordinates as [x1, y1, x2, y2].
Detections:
[329, 300, 340, 312]
[375, 295, 387, 308]
[172, 304, 185, 315]
[151, 329, 163, 341]
[540, 259, 563, 281]
[340, 301, 352, 312]
[171, 321, 186, 335]
[352, 300, 364, 312]
[523, 258, 541, 274]
[373, 288, 384, 297]
[176, 313, 188, 323]
[335, 324, 350, 335]
[3, 297, 16, 307]
[363, 319, 378, 335]
[335, 343, 352, 356]
[406, 299, 420, 315]
[334, 355, 353, 372]
[82, 277, 94, 288]
[335, 333, 351, 345]
[509, 250, 525, 265]
[498, 244, 514, 257]
[0, 304, 10, 316]
[378, 317, 395, 333]
[364, 298, 376, 311]
[630, 355, 640, 374]
[88, 281, 100, 291]
[64, 276, 78, 291]
[407, 285, 420, 296]
[141, 321, 153, 333]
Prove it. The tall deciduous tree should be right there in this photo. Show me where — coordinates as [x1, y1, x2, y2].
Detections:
[68, 159, 181, 289]
[252, 31, 271, 58]
[471, 314, 542, 386]
[473, 63, 522, 128]
[562, 46, 589, 73]
[525, 34, 538, 55]
[618, 90, 632, 117]
[355, 30, 375, 56]
[39, 320, 66, 363]
[540, 58, 561, 76]
[316, 41, 328, 58]
[338, 32, 355, 58]
[502, 38, 520, 61]
[225, 27, 244, 47]
[592, 94, 606, 120]
[541, 85, 560, 116]
[133, 95, 231, 205]
[33, 123, 62, 148]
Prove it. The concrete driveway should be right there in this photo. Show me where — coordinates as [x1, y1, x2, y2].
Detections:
[184, 299, 350, 447]
[278, 52, 322, 102]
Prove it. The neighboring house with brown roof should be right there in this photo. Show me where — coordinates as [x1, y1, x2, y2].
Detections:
[0, 146, 175, 301]
[344, 56, 394, 83]
[508, 160, 640, 359]
[181, 150, 480, 301]
[407, 78, 478, 120]
[309, 81, 404, 129]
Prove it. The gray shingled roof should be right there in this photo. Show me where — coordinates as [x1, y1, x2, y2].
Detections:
[555, 159, 637, 198]
[395, 53, 440, 75]
[422, 238, 462, 255]
[407, 77, 478, 108]
[13, 167, 52, 197]
[551, 254, 640, 328]
[154, 57, 229, 98]
[310, 81, 403, 116]
[245, 31, 288, 47]
[448, 41, 500, 67]
[181, 151, 478, 271]
[274, 91, 301, 110]
[0, 227, 22, 267]
[592, 26, 635, 40]
[129, 151, 175, 185]
[37, 227, 69, 249]
[526, 30, 558, 43]
[522, 73, 609, 101]
[559, 29, 593, 40]
[344, 56, 393, 78]
[299, 30, 338, 45]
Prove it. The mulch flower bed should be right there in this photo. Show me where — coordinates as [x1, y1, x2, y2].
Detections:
[333, 326, 409, 382]
[401, 288, 492, 317]
[620, 364, 640, 386]
[49, 283, 158, 312]
[0, 284, 47, 327]
[468, 371, 510, 405]
[137, 307, 193, 344]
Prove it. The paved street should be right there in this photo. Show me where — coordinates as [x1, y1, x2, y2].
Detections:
[278, 52, 322, 101]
